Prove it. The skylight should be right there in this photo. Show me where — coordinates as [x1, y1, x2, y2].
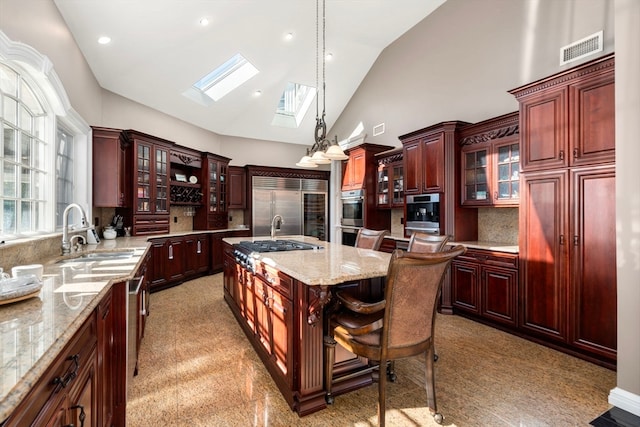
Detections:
[271, 82, 316, 128]
[192, 53, 259, 102]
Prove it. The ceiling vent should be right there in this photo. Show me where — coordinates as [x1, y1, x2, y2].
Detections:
[560, 31, 603, 66]
[373, 123, 385, 137]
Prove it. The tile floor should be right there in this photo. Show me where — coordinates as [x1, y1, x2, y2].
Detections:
[127, 274, 617, 426]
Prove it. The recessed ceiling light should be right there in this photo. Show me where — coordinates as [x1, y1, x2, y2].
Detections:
[97, 36, 111, 45]
[253, 90, 262, 97]
[325, 52, 333, 61]
[284, 32, 294, 41]
[199, 17, 210, 26]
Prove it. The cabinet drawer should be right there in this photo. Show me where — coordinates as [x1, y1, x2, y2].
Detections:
[5, 314, 97, 427]
[255, 264, 293, 299]
[133, 215, 170, 235]
[456, 248, 518, 268]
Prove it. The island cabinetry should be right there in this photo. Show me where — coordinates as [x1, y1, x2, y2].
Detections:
[125, 130, 171, 235]
[511, 54, 616, 368]
[193, 153, 231, 230]
[92, 126, 131, 208]
[459, 112, 520, 207]
[228, 166, 247, 209]
[375, 148, 404, 208]
[451, 249, 518, 327]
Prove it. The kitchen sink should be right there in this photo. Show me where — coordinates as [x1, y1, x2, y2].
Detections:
[236, 240, 322, 253]
[56, 250, 137, 264]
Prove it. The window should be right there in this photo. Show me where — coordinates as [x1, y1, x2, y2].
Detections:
[271, 82, 316, 128]
[0, 31, 91, 241]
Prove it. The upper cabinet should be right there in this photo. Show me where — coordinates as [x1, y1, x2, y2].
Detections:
[228, 166, 247, 209]
[341, 144, 392, 191]
[126, 130, 171, 235]
[193, 153, 231, 230]
[400, 125, 460, 195]
[375, 148, 404, 208]
[459, 112, 520, 207]
[92, 127, 131, 208]
[510, 54, 614, 172]
[169, 147, 203, 206]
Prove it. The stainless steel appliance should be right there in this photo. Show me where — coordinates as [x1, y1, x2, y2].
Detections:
[127, 274, 144, 399]
[341, 226, 360, 246]
[252, 176, 328, 240]
[405, 193, 441, 235]
[340, 189, 364, 227]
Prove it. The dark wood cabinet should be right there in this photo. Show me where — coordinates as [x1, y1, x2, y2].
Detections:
[125, 131, 171, 236]
[92, 127, 131, 208]
[511, 54, 616, 368]
[451, 249, 518, 328]
[185, 233, 210, 276]
[375, 148, 404, 208]
[459, 112, 520, 207]
[193, 153, 231, 230]
[228, 166, 247, 209]
[342, 148, 366, 190]
[401, 131, 448, 195]
[4, 285, 127, 427]
[169, 146, 203, 206]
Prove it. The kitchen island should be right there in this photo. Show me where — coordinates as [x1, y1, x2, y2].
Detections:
[222, 235, 391, 416]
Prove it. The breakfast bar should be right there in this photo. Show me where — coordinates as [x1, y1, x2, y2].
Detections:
[222, 235, 391, 416]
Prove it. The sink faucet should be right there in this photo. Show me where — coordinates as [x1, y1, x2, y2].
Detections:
[271, 214, 284, 240]
[62, 203, 89, 255]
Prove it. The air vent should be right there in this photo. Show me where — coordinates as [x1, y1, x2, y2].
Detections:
[560, 31, 603, 66]
[373, 123, 385, 136]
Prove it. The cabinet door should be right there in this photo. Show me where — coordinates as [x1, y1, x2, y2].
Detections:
[223, 250, 235, 301]
[461, 143, 491, 206]
[228, 166, 246, 209]
[148, 239, 167, 290]
[520, 88, 568, 171]
[570, 165, 616, 358]
[254, 278, 271, 353]
[134, 141, 153, 214]
[519, 170, 568, 342]
[92, 128, 130, 208]
[376, 162, 390, 207]
[342, 149, 366, 190]
[493, 137, 520, 205]
[402, 140, 421, 195]
[97, 290, 114, 427]
[481, 265, 518, 327]
[451, 260, 480, 314]
[184, 235, 209, 277]
[210, 233, 225, 272]
[69, 355, 97, 427]
[269, 287, 293, 386]
[154, 145, 169, 214]
[569, 72, 615, 167]
[166, 238, 185, 283]
[422, 134, 445, 192]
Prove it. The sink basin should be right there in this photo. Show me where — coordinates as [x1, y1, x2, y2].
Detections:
[56, 250, 136, 264]
[237, 239, 322, 253]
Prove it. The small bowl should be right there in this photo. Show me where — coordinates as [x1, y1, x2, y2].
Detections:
[12, 264, 44, 282]
[103, 228, 117, 240]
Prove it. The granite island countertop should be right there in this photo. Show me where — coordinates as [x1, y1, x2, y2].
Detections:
[223, 235, 392, 286]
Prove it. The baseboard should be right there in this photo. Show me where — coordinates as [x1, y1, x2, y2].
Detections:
[609, 387, 640, 417]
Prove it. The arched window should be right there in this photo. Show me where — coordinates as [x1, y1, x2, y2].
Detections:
[0, 31, 91, 241]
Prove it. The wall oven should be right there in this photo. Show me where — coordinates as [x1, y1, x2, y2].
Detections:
[405, 193, 441, 235]
[341, 189, 364, 227]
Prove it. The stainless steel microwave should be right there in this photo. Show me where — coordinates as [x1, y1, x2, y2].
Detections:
[341, 190, 364, 227]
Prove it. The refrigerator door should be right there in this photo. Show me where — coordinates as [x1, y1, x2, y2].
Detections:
[252, 189, 273, 237]
[274, 190, 302, 236]
[303, 192, 327, 240]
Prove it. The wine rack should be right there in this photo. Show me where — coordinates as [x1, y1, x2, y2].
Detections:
[170, 182, 203, 205]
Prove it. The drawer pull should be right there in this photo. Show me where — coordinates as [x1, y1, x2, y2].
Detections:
[53, 354, 80, 392]
[70, 404, 86, 427]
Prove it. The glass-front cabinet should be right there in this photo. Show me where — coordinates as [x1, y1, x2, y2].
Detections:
[459, 112, 520, 207]
[193, 152, 231, 230]
[375, 148, 404, 208]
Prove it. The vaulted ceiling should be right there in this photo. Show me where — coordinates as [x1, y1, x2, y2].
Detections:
[53, 0, 445, 145]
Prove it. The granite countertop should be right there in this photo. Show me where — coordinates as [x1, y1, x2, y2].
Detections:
[450, 241, 519, 254]
[0, 227, 248, 422]
[223, 235, 392, 286]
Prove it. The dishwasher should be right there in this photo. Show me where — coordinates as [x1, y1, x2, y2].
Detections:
[127, 274, 145, 399]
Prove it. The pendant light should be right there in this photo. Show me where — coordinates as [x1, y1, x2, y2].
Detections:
[297, 0, 348, 167]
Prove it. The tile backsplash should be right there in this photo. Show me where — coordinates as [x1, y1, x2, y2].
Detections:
[477, 207, 518, 244]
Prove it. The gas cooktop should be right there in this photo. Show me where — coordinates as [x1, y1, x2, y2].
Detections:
[235, 239, 323, 253]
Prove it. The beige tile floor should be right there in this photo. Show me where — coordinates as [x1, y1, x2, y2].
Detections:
[127, 274, 616, 426]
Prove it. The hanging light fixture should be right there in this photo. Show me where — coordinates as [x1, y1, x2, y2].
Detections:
[296, 0, 348, 167]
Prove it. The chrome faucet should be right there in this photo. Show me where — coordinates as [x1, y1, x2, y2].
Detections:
[61, 203, 89, 255]
[271, 214, 284, 240]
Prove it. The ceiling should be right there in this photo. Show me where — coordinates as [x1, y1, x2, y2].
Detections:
[53, 0, 445, 146]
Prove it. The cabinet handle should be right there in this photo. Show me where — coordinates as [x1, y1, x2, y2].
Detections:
[560, 235, 565, 245]
[559, 150, 564, 160]
[168, 244, 173, 260]
[53, 354, 79, 392]
[573, 235, 579, 246]
[70, 404, 86, 427]
[197, 240, 202, 254]
[573, 148, 579, 158]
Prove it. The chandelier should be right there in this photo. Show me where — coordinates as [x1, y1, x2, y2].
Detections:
[296, 0, 348, 168]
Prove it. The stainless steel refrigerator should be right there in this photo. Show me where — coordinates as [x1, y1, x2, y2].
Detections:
[252, 176, 327, 240]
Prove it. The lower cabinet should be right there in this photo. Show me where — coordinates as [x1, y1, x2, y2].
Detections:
[4, 284, 127, 427]
[451, 248, 518, 328]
